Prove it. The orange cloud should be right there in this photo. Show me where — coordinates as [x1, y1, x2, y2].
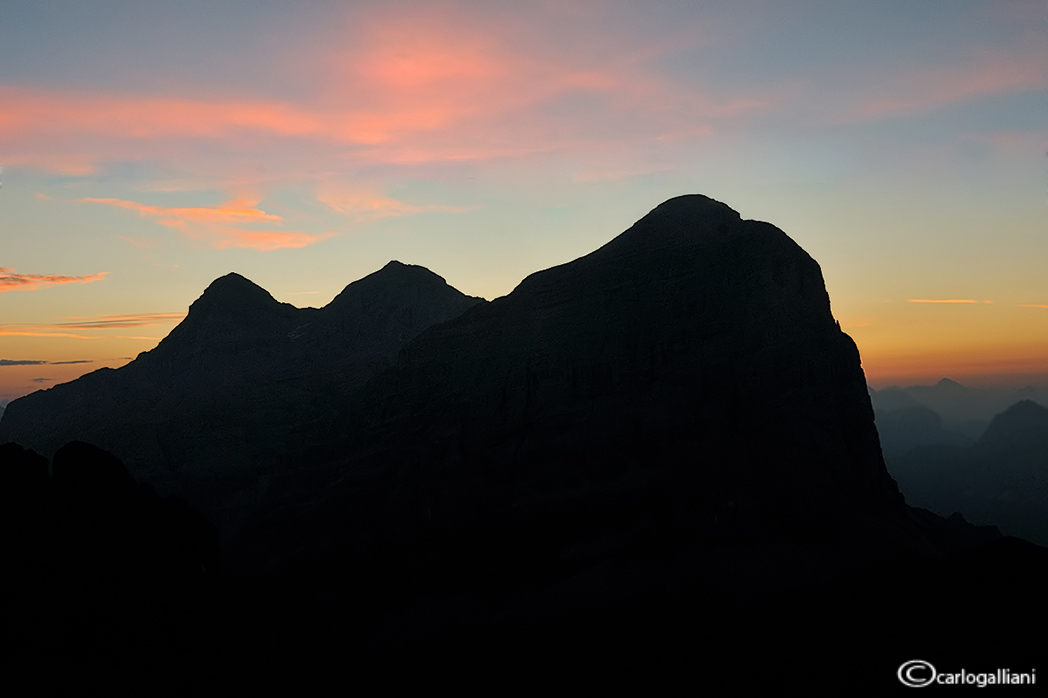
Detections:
[79, 197, 329, 251]
[1019, 304, 1048, 309]
[204, 228, 331, 251]
[0, 268, 107, 292]
[80, 197, 283, 227]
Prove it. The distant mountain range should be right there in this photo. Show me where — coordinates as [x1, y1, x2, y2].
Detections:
[3, 194, 1046, 689]
[871, 378, 1048, 445]
[869, 379, 1048, 544]
[889, 399, 1048, 544]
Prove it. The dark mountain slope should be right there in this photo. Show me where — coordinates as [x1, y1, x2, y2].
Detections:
[0, 263, 483, 529]
[235, 195, 917, 602]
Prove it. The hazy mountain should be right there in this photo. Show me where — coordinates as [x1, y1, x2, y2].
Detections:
[888, 399, 1048, 544]
[870, 378, 1048, 440]
[874, 405, 972, 457]
[0, 262, 483, 531]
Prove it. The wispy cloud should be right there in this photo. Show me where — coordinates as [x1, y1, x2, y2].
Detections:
[907, 299, 994, 304]
[55, 313, 186, 329]
[845, 45, 1048, 121]
[31, 378, 52, 383]
[316, 187, 478, 221]
[0, 312, 184, 339]
[1018, 304, 1048, 309]
[79, 197, 330, 251]
[0, 359, 92, 366]
[80, 197, 283, 226]
[0, 4, 770, 180]
[0, 268, 107, 292]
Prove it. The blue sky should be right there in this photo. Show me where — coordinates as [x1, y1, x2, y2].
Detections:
[1, 0, 1046, 399]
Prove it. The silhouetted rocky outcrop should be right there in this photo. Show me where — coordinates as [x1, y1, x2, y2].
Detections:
[0, 263, 483, 532]
[4, 196, 1048, 690]
[221, 196, 994, 666]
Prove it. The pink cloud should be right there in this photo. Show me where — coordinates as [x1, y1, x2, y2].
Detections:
[846, 47, 1048, 120]
[0, 268, 107, 292]
[316, 186, 478, 221]
[0, 5, 771, 177]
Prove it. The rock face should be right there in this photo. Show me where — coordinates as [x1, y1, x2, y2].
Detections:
[238, 195, 906, 582]
[0, 262, 483, 528]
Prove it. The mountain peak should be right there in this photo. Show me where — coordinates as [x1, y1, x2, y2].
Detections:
[189, 273, 283, 317]
[151, 273, 294, 354]
[326, 261, 468, 313]
[976, 399, 1048, 450]
[649, 194, 742, 220]
[936, 378, 964, 389]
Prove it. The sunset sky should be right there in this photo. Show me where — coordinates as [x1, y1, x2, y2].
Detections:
[1, 0, 1046, 404]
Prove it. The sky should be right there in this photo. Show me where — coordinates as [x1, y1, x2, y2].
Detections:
[1, 0, 1046, 404]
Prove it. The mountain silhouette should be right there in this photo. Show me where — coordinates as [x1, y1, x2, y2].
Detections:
[4, 194, 1048, 690]
[235, 195, 924, 586]
[0, 262, 483, 530]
